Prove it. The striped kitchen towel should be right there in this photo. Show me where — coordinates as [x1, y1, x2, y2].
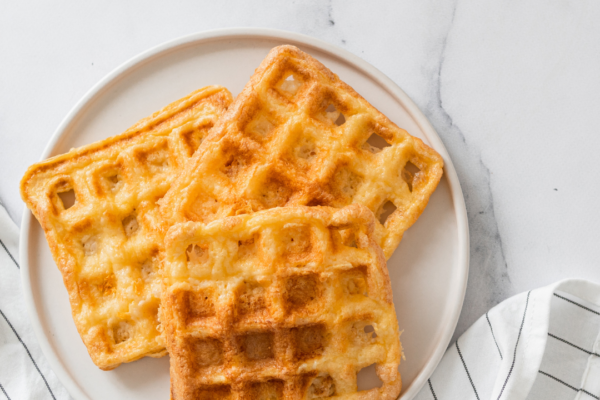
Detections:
[0, 200, 71, 400]
[416, 279, 600, 400]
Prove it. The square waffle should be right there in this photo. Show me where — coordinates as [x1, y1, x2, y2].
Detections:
[160, 45, 444, 258]
[20, 86, 232, 370]
[162, 204, 402, 399]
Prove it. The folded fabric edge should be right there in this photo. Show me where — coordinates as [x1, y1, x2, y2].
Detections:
[490, 278, 600, 400]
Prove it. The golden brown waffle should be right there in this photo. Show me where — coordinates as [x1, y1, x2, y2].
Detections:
[20, 86, 232, 370]
[160, 45, 444, 258]
[162, 205, 402, 400]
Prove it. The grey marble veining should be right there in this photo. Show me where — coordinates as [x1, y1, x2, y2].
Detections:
[2, 0, 600, 342]
[420, 2, 514, 341]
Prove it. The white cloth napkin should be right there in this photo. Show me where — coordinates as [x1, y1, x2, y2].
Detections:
[0, 201, 71, 400]
[3, 199, 600, 400]
[415, 279, 600, 400]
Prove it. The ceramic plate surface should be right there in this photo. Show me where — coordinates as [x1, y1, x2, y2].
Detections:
[20, 28, 469, 400]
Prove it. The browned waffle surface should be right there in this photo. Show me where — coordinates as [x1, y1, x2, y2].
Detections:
[20, 86, 232, 370]
[163, 205, 402, 399]
[160, 45, 444, 258]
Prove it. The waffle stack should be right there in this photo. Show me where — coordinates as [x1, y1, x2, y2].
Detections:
[21, 45, 444, 398]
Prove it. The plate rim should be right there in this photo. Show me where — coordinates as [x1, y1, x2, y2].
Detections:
[19, 27, 469, 400]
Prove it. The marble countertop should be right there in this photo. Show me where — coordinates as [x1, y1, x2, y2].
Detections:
[2, 0, 599, 340]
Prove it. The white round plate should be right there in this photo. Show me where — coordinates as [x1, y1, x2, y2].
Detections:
[20, 28, 468, 400]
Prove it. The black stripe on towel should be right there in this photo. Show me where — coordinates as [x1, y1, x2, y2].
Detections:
[428, 379, 438, 400]
[0, 239, 18, 269]
[496, 291, 531, 400]
[554, 293, 600, 316]
[0, 309, 56, 400]
[486, 312, 503, 360]
[0, 382, 11, 400]
[456, 340, 480, 400]
[539, 370, 600, 399]
[583, 390, 600, 399]
[548, 333, 600, 357]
